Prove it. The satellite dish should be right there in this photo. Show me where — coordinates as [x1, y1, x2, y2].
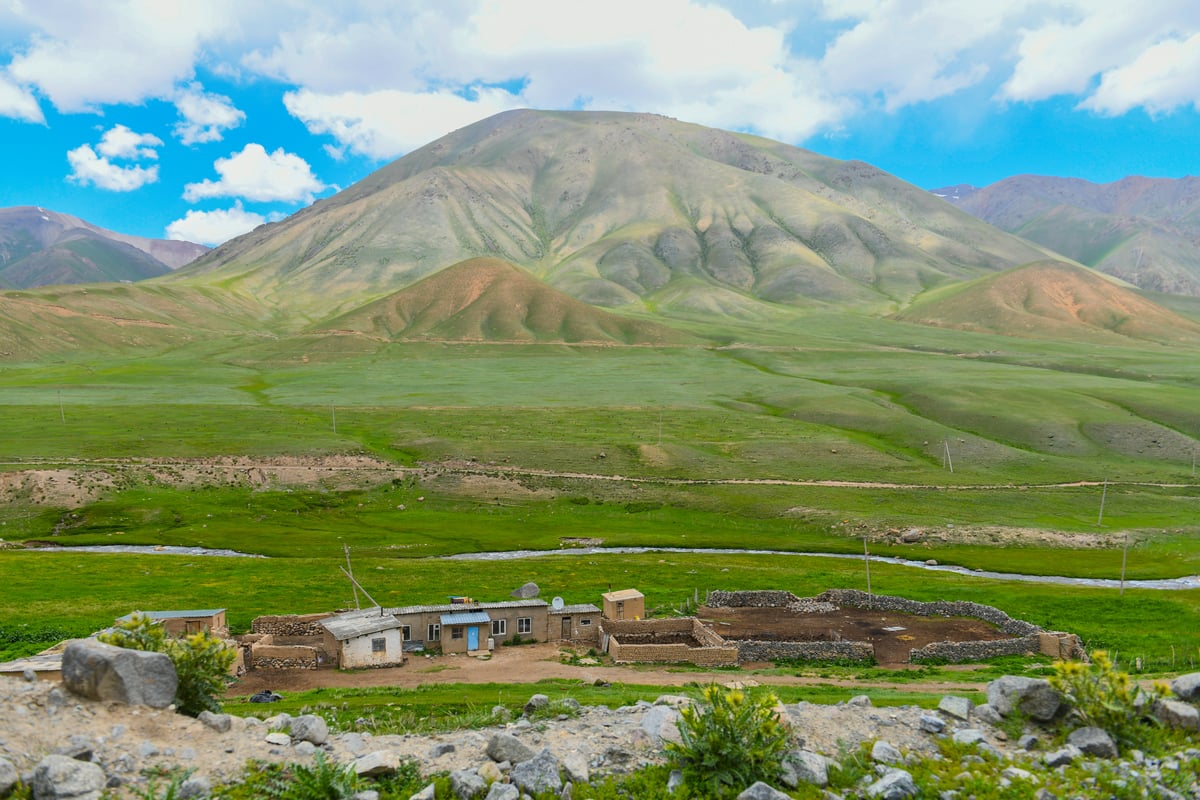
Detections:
[551, 596, 565, 610]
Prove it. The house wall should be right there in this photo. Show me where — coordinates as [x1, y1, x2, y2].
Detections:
[548, 612, 600, 644]
[158, 611, 227, 638]
[395, 607, 551, 651]
[601, 618, 738, 667]
[441, 624, 486, 654]
[339, 628, 404, 668]
[602, 595, 645, 620]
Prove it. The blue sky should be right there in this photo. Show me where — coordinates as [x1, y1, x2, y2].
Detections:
[1, 1, 1198, 245]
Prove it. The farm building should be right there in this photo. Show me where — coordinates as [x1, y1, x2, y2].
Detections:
[320, 612, 405, 669]
[115, 609, 228, 637]
[601, 589, 644, 620]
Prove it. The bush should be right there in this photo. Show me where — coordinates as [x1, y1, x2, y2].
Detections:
[270, 753, 363, 800]
[664, 685, 791, 799]
[99, 613, 235, 717]
[1050, 649, 1167, 750]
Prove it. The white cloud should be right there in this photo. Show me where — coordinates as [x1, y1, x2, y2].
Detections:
[66, 125, 161, 191]
[5, 0, 238, 113]
[173, 82, 245, 145]
[1081, 31, 1200, 115]
[0, 74, 44, 122]
[284, 87, 525, 160]
[183, 143, 328, 203]
[166, 202, 271, 246]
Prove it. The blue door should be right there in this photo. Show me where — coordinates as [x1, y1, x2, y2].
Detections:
[467, 626, 479, 650]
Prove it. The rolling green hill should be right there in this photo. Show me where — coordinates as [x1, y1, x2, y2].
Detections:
[171, 110, 1056, 318]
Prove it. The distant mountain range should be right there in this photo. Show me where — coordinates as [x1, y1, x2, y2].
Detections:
[931, 176, 1200, 296]
[0, 207, 207, 290]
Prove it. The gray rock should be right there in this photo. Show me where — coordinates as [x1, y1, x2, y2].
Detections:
[951, 729, 985, 746]
[484, 783, 520, 800]
[1017, 734, 1039, 751]
[1067, 726, 1117, 758]
[294, 741, 317, 758]
[972, 703, 1003, 726]
[847, 695, 873, 707]
[524, 694, 550, 716]
[779, 749, 827, 788]
[510, 748, 562, 795]
[937, 696, 972, 721]
[561, 751, 589, 784]
[736, 781, 791, 800]
[352, 792, 379, 800]
[866, 769, 917, 799]
[264, 732, 291, 746]
[23, 668, 38, 682]
[1155, 698, 1200, 730]
[667, 769, 684, 793]
[1171, 672, 1200, 701]
[54, 735, 94, 761]
[918, 715, 945, 734]
[341, 733, 367, 756]
[871, 740, 902, 764]
[0, 756, 18, 796]
[1044, 744, 1082, 767]
[197, 711, 231, 733]
[450, 768, 487, 800]
[640, 704, 682, 745]
[61, 639, 177, 709]
[487, 732, 535, 764]
[178, 774, 211, 799]
[986, 677, 1061, 721]
[354, 751, 400, 777]
[511, 582, 540, 599]
[409, 784, 436, 800]
[288, 715, 329, 745]
[31, 754, 106, 800]
[429, 742, 457, 758]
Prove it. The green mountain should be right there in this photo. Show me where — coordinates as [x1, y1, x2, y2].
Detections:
[173, 110, 1056, 318]
[936, 175, 1200, 296]
[0, 206, 207, 289]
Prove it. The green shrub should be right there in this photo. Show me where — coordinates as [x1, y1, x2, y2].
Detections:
[99, 613, 235, 717]
[664, 685, 791, 799]
[1049, 649, 1167, 750]
[270, 753, 363, 800]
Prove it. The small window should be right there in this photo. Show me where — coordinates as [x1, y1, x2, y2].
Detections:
[517, 617, 532, 634]
[580, 618, 592, 626]
[451, 627, 463, 640]
[371, 637, 386, 653]
[428, 623, 441, 641]
[491, 619, 507, 636]
[400, 625, 411, 641]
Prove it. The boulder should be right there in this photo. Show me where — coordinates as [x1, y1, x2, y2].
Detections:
[178, 774, 211, 799]
[0, 756, 18, 796]
[61, 639, 177, 709]
[736, 782, 790, 799]
[288, 714, 329, 745]
[1067, 726, 1117, 758]
[937, 695, 972, 721]
[972, 703, 1003, 725]
[986, 676, 1061, 721]
[487, 732, 534, 764]
[449, 769, 486, 800]
[640, 704, 682, 745]
[561, 750, 590, 784]
[779, 749, 827, 788]
[197, 711, 232, 733]
[871, 740, 902, 764]
[952, 729, 985, 746]
[1171, 672, 1200, 701]
[918, 715, 944, 734]
[31, 754, 106, 800]
[409, 785, 436, 800]
[866, 768, 917, 799]
[483, 783, 519, 800]
[428, 742, 456, 759]
[523, 693, 550, 716]
[354, 751, 399, 777]
[1044, 744, 1082, 767]
[510, 748, 562, 795]
[511, 582, 540, 599]
[1155, 698, 1200, 730]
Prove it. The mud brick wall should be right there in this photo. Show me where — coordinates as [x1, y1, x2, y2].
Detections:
[249, 644, 318, 670]
[602, 618, 695, 636]
[608, 640, 739, 666]
[735, 639, 874, 663]
[251, 614, 332, 636]
[813, 590, 1042, 636]
[706, 590, 801, 608]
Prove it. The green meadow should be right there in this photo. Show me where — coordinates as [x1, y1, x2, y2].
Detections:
[1, 312, 1199, 672]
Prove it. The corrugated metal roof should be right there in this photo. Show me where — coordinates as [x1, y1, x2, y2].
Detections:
[550, 604, 600, 615]
[441, 611, 491, 625]
[117, 609, 225, 621]
[320, 610, 401, 641]
[388, 599, 547, 616]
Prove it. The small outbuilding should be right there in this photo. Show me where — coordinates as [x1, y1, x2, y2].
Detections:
[601, 589, 644, 621]
[320, 611, 405, 669]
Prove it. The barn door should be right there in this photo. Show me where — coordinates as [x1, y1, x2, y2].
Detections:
[561, 617, 572, 639]
[467, 626, 479, 651]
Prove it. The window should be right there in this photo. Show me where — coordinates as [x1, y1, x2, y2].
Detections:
[580, 618, 592, 626]
[491, 619, 507, 636]
[451, 627, 463, 640]
[427, 623, 441, 641]
[400, 625, 411, 641]
[616, 601, 624, 619]
[517, 617, 532, 635]
[371, 637, 386, 653]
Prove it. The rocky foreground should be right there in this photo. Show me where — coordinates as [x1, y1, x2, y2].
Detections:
[2, 654, 1200, 799]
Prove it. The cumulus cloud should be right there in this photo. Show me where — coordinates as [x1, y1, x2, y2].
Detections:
[166, 201, 272, 246]
[0, 75, 44, 122]
[66, 125, 162, 191]
[183, 143, 328, 203]
[173, 83, 245, 145]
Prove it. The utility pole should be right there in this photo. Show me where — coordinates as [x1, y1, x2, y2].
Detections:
[58, 390, 65, 424]
[1097, 478, 1108, 526]
[943, 440, 953, 473]
[331, 404, 337, 434]
[344, 544, 360, 609]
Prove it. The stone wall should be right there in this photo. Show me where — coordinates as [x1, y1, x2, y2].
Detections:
[910, 635, 1040, 663]
[601, 618, 739, 667]
[249, 644, 318, 671]
[706, 590, 801, 608]
[250, 614, 332, 637]
[812, 590, 1042, 636]
[735, 639, 874, 664]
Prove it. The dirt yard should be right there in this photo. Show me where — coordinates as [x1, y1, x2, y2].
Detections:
[698, 605, 1013, 667]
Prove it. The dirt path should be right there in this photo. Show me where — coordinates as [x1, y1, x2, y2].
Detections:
[226, 642, 987, 699]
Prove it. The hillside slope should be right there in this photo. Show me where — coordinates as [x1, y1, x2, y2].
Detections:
[173, 110, 1056, 318]
[316, 257, 689, 344]
[939, 176, 1200, 297]
[0, 207, 207, 288]
[894, 260, 1200, 344]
